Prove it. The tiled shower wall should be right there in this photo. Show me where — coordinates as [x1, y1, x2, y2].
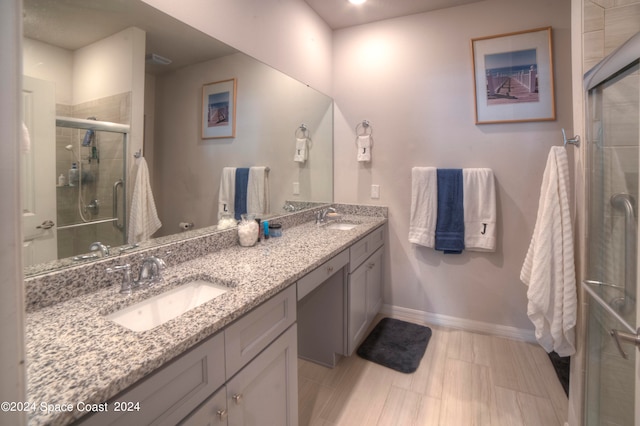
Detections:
[581, 1, 639, 425]
[55, 92, 130, 258]
[584, 0, 640, 70]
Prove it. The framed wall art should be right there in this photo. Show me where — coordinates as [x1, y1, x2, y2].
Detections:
[202, 78, 237, 139]
[471, 27, 555, 124]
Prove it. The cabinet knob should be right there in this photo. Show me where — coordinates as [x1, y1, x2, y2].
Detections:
[217, 409, 228, 420]
[327, 266, 334, 274]
[367, 262, 375, 269]
[232, 393, 243, 405]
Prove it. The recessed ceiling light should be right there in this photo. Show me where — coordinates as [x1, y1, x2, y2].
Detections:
[349, 0, 366, 4]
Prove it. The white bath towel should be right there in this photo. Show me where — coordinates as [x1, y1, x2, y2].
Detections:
[128, 157, 162, 244]
[294, 138, 308, 163]
[218, 167, 236, 219]
[463, 168, 496, 251]
[247, 166, 270, 215]
[520, 147, 577, 357]
[357, 135, 372, 162]
[409, 167, 437, 247]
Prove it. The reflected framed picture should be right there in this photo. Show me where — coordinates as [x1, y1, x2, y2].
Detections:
[471, 27, 555, 124]
[202, 78, 236, 139]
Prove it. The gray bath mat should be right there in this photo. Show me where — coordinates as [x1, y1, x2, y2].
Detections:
[356, 318, 432, 374]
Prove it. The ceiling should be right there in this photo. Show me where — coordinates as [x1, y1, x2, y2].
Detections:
[303, 0, 485, 29]
[23, 0, 237, 75]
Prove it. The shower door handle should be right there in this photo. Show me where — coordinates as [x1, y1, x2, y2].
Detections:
[610, 328, 640, 360]
[36, 220, 55, 230]
[113, 180, 124, 230]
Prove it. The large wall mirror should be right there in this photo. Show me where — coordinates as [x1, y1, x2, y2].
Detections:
[22, 0, 333, 277]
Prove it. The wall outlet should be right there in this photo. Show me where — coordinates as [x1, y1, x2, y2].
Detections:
[371, 184, 380, 199]
[293, 182, 300, 195]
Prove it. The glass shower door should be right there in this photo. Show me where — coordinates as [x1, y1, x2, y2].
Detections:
[583, 38, 639, 425]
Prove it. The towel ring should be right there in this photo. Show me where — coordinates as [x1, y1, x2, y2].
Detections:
[356, 120, 372, 137]
[295, 124, 309, 139]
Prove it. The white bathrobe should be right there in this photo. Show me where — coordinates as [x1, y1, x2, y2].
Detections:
[520, 147, 577, 357]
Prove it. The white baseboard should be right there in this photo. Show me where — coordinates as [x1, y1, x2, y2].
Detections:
[380, 304, 537, 343]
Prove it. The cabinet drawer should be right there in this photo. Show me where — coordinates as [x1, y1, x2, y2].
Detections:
[225, 285, 296, 378]
[79, 331, 225, 426]
[297, 249, 349, 301]
[349, 225, 384, 273]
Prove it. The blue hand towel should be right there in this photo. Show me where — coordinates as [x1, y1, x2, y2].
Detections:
[435, 169, 465, 254]
[234, 168, 250, 220]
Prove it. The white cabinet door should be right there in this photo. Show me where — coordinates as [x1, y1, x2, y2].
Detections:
[348, 264, 368, 355]
[348, 246, 384, 355]
[365, 247, 383, 324]
[226, 325, 298, 426]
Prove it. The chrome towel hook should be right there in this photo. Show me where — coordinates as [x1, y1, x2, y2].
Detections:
[562, 128, 580, 147]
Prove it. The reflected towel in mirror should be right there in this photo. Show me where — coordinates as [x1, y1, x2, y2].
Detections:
[294, 138, 308, 163]
[128, 157, 162, 244]
[218, 167, 236, 219]
[247, 166, 270, 216]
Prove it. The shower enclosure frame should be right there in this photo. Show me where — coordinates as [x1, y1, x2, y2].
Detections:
[55, 116, 129, 245]
[581, 31, 640, 425]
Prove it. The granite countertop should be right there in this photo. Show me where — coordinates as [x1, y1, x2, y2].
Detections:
[26, 213, 386, 425]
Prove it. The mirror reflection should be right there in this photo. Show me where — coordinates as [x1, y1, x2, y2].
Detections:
[22, 0, 333, 277]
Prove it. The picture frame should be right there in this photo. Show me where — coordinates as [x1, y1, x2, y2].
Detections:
[202, 78, 236, 139]
[471, 27, 555, 124]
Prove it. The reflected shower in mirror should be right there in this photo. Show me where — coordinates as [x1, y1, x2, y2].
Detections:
[22, 0, 333, 276]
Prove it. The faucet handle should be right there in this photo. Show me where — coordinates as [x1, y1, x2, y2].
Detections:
[90, 241, 110, 257]
[106, 264, 133, 294]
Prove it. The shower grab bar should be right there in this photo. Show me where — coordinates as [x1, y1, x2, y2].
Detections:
[57, 218, 118, 231]
[113, 180, 124, 231]
[611, 193, 636, 306]
[582, 280, 636, 335]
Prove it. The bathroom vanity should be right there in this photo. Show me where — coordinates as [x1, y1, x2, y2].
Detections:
[24, 205, 386, 426]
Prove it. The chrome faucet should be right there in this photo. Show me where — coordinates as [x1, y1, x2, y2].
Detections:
[106, 256, 166, 294]
[90, 241, 110, 257]
[138, 256, 167, 285]
[315, 207, 337, 224]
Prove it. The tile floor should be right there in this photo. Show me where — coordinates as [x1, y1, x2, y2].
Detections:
[298, 315, 568, 426]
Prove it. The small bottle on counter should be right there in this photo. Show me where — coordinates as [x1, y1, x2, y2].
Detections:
[58, 173, 66, 186]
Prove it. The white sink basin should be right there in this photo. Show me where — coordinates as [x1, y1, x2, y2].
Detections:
[106, 280, 229, 332]
[324, 222, 358, 231]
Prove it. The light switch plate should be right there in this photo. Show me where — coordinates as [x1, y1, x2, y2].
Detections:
[371, 184, 380, 199]
[293, 182, 300, 195]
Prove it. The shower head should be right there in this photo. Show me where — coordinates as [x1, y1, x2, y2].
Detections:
[65, 144, 74, 151]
